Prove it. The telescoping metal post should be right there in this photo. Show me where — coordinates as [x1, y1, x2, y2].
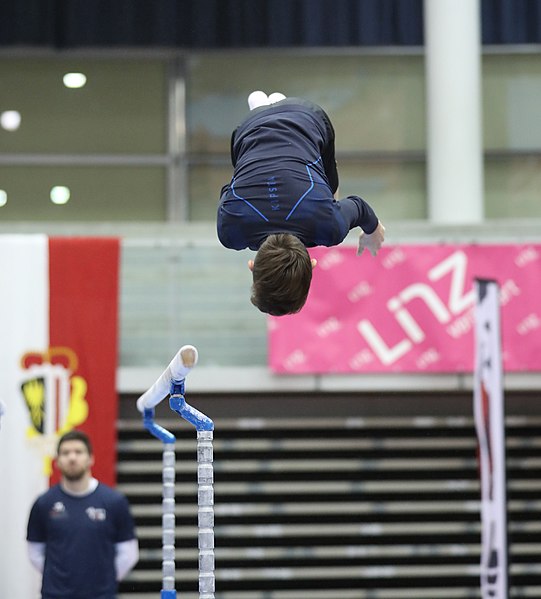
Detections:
[169, 379, 215, 599]
[142, 409, 177, 599]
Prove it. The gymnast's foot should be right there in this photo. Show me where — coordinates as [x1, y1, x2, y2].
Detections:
[268, 92, 286, 104]
[248, 90, 270, 110]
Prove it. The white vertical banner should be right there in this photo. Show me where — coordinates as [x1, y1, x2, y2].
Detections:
[473, 278, 509, 599]
[0, 235, 49, 599]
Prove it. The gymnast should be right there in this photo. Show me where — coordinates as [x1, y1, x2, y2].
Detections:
[217, 91, 385, 316]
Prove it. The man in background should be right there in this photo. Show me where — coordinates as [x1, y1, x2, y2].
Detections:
[27, 430, 139, 599]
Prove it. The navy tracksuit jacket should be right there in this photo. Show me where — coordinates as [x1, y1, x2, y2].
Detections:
[217, 98, 378, 251]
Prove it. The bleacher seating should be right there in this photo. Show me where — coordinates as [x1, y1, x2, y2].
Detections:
[116, 396, 541, 598]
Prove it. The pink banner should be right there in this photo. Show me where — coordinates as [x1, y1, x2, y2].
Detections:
[269, 244, 541, 374]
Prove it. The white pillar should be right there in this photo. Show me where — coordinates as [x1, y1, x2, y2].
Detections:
[424, 0, 484, 223]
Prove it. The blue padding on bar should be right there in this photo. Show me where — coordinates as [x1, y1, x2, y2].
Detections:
[143, 408, 176, 443]
[169, 385, 214, 432]
[160, 590, 176, 599]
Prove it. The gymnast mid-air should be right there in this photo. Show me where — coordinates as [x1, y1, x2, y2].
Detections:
[217, 91, 385, 316]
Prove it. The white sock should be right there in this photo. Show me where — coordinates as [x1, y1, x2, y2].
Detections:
[248, 90, 270, 110]
[268, 92, 286, 104]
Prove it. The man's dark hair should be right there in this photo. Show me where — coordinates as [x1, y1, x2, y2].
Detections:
[57, 430, 93, 455]
[251, 233, 313, 316]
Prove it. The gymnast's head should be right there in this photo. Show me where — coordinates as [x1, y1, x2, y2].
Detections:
[248, 233, 317, 316]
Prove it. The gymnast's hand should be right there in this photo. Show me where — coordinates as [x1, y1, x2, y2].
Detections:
[357, 221, 385, 256]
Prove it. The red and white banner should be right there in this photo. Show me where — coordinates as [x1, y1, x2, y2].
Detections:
[269, 244, 541, 374]
[473, 279, 508, 598]
[0, 235, 120, 599]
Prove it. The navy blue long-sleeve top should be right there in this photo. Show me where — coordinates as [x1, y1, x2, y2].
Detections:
[217, 99, 378, 251]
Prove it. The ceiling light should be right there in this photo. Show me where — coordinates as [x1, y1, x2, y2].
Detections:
[63, 73, 87, 89]
[50, 186, 71, 205]
[0, 190, 7, 207]
[1, 110, 21, 131]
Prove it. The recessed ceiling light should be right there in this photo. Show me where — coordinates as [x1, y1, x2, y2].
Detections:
[1, 110, 21, 131]
[63, 73, 87, 89]
[50, 186, 71, 205]
[0, 190, 7, 207]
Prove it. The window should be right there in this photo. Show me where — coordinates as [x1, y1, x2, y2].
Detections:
[0, 56, 168, 220]
[186, 52, 426, 222]
[2, 50, 540, 223]
[483, 53, 541, 218]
